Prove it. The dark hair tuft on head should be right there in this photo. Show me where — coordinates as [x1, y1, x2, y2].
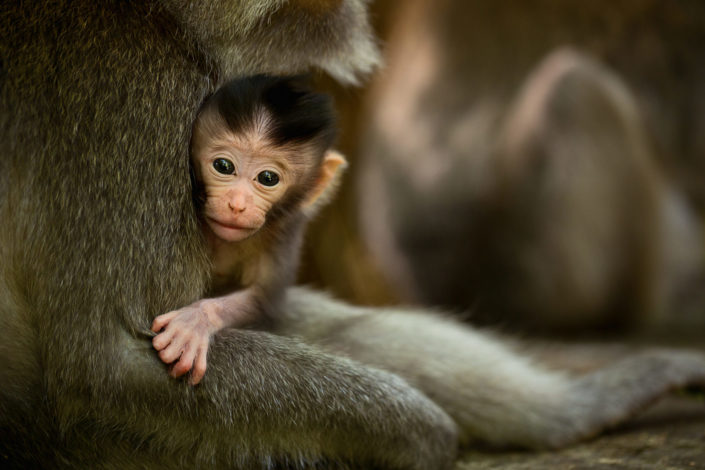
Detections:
[207, 75, 337, 153]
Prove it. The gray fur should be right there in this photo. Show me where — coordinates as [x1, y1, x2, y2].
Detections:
[280, 287, 705, 449]
[1, 1, 454, 469]
[1, 2, 704, 469]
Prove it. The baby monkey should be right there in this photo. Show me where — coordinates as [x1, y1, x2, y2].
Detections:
[151, 76, 345, 384]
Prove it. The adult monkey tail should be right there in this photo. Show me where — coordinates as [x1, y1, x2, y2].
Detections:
[281, 287, 705, 449]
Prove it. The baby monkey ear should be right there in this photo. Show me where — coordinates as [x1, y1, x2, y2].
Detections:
[301, 150, 348, 218]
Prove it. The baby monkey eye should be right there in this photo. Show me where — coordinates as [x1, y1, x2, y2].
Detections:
[257, 170, 280, 187]
[213, 158, 235, 175]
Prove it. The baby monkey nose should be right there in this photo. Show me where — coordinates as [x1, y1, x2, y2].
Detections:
[227, 189, 250, 214]
[228, 200, 246, 213]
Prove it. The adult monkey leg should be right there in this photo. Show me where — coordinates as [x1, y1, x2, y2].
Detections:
[0, 1, 458, 469]
[69, 329, 458, 469]
[282, 288, 705, 449]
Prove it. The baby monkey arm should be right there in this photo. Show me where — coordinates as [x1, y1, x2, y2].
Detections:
[151, 288, 260, 385]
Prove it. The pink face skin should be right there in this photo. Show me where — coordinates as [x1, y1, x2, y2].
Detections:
[192, 131, 294, 243]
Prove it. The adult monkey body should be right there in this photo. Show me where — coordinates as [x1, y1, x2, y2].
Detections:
[0, 1, 439, 468]
[1, 2, 705, 470]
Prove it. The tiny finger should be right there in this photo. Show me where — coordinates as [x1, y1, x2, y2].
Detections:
[190, 345, 208, 386]
[171, 344, 196, 378]
[152, 330, 174, 351]
[151, 311, 179, 332]
[159, 338, 184, 364]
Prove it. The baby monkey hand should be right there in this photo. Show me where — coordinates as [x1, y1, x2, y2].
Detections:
[151, 300, 225, 385]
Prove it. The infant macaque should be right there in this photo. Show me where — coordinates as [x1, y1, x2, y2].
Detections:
[151, 76, 345, 384]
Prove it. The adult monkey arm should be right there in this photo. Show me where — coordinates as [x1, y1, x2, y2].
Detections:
[160, 0, 380, 84]
[0, 1, 458, 469]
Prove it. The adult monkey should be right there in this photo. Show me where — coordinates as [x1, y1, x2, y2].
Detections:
[0, 1, 457, 469]
[1, 2, 705, 470]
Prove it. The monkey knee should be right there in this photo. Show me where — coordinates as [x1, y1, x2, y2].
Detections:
[408, 411, 458, 468]
[387, 381, 459, 465]
[420, 413, 458, 459]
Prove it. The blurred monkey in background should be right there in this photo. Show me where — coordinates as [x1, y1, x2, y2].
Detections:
[353, 0, 705, 333]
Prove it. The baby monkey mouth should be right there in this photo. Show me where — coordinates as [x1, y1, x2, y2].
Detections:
[207, 217, 258, 232]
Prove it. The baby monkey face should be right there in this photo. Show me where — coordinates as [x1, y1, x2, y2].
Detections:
[193, 132, 294, 242]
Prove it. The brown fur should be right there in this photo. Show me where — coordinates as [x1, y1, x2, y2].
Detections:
[356, 0, 704, 332]
[1, 2, 458, 469]
[3, 2, 705, 469]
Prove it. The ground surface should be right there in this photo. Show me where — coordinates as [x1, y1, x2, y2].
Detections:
[455, 339, 705, 469]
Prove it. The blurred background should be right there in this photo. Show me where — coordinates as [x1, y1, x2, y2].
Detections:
[299, 0, 705, 338]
